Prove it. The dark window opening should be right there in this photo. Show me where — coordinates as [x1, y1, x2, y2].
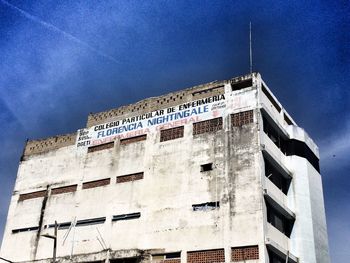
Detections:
[112, 212, 141, 221]
[192, 85, 224, 96]
[263, 113, 320, 172]
[266, 202, 294, 237]
[192, 202, 219, 211]
[117, 172, 144, 183]
[153, 252, 181, 260]
[193, 117, 223, 135]
[51, 185, 77, 195]
[82, 178, 110, 189]
[263, 115, 287, 154]
[268, 249, 287, 263]
[264, 156, 291, 194]
[286, 139, 320, 172]
[201, 163, 213, 172]
[284, 113, 293, 125]
[88, 142, 114, 153]
[120, 135, 147, 145]
[231, 79, 252, 91]
[262, 84, 281, 112]
[12, 226, 39, 234]
[47, 222, 71, 230]
[18, 190, 47, 201]
[160, 126, 184, 142]
[231, 245, 259, 261]
[76, 217, 106, 227]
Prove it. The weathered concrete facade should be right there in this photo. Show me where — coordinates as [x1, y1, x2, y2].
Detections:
[0, 73, 329, 263]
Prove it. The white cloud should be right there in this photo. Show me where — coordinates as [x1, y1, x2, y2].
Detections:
[319, 119, 350, 172]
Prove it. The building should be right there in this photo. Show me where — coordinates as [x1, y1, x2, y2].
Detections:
[0, 73, 330, 263]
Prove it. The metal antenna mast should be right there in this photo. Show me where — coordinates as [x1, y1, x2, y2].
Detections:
[249, 21, 253, 74]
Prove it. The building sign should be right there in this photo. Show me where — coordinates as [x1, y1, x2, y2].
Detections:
[75, 90, 256, 148]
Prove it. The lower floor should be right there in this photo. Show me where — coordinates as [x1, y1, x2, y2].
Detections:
[11, 244, 297, 263]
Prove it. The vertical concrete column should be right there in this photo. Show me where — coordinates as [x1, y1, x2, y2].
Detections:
[181, 250, 187, 263]
[225, 246, 231, 263]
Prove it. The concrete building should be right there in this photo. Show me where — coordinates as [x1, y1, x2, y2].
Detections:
[0, 73, 330, 263]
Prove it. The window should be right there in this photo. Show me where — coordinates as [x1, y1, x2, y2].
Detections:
[192, 202, 219, 211]
[200, 163, 213, 172]
[47, 222, 72, 230]
[152, 252, 181, 263]
[88, 142, 114, 153]
[18, 190, 47, 201]
[284, 113, 293, 125]
[187, 249, 225, 263]
[262, 84, 281, 112]
[264, 156, 291, 194]
[192, 85, 224, 96]
[160, 126, 184, 142]
[266, 203, 294, 237]
[112, 212, 141, 221]
[82, 178, 110, 189]
[12, 226, 39, 234]
[117, 172, 144, 183]
[193, 118, 222, 135]
[51, 185, 77, 195]
[76, 217, 106, 227]
[263, 113, 320, 172]
[231, 110, 254, 127]
[120, 135, 147, 145]
[231, 78, 252, 91]
[231, 245, 259, 261]
[268, 250, 287, 263]
[263, 115, 287, 153]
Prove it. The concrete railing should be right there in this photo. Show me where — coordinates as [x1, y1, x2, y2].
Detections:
[260, 132, 289, 171]
[266, 223, 290, 252]
[264, 177, 288, 208]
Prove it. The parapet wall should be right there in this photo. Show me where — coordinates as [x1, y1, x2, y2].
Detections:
[86, 80, 226, 128]
[22, 73, 257, 157]
[23, 133, 76, 157]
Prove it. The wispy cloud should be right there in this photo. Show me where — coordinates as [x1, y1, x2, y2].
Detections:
[0, 0, 120, 64]
[319, 118, 350, 172]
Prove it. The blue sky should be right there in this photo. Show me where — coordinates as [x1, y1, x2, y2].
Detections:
[0, 0, 349, 261]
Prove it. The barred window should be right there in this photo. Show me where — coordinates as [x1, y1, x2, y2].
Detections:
[120, 134, 147, 145]
[117, 172, 144, 183]
[193, 117, 222, 135]
[231, 245, 259, 261]
[88, 142, 114, 153]
[187, 249, 225, 263]
[160, 126, 184, 142]
[82, 178, 110, 189]
[18, 190, 47, 201]
[51, 185, 77, 195]
[231, 110, 253, 127]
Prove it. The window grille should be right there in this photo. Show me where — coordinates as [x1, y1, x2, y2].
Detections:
[187, 249, 225, 263]
[231, 245, 259, 261]
[88, 142, 114, 153]
[193, 118, 222, 135]
[160, 126, 184, 142]
[231, 110, 253, 127]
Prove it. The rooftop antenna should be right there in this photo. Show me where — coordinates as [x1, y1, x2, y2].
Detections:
[249, 21, 253, 74]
